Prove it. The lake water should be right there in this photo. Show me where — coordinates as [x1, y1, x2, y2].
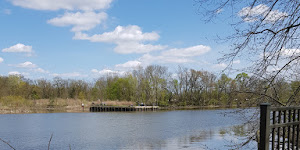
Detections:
[0, 109, 257, 150]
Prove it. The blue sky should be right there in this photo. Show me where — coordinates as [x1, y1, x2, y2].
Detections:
[0, 0, 254, 79]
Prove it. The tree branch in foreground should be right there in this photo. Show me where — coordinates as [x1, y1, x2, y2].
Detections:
[0, 138, 16, 150]
[234, 90, 286, 106]
[48, 133, 53, 150]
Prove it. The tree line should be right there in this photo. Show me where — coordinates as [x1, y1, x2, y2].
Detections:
[0, 65, 299, 107]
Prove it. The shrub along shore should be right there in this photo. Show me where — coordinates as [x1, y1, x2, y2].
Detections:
[0, 98, 224, 114]
[0, 98, 138, 114]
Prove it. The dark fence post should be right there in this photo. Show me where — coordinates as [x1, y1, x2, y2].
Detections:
[260, 103, 271, 150]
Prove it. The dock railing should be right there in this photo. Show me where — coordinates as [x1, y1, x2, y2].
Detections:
[260, 103, 300, 150]
[90, 105, 159, 112]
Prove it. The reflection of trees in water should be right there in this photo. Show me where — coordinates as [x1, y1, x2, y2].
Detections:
[219, 124, 251, 137]
[124, 126, 254, 150]
[175, 130, 215, 149]
[177, 130, 214, 144]
[231, 125, 247, 137]
[123, 139, 167, 150]
[218, 124, 257, 150]
[219, 128, 227, 137]
[188, 130, 214, 143]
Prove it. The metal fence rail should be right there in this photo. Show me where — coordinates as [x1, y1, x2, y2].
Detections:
[260, 104, 300, 150]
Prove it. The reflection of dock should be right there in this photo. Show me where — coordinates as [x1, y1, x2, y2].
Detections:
[89, 106, 159, 112]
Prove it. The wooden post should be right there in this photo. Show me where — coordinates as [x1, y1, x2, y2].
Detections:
[260, 103, 270, 150]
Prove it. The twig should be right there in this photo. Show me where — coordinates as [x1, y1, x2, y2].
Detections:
[48, 133, 53, 150]
[234, 90, 285, 106]
[0, 138, 16, 150]
[69, 144, 71, 150]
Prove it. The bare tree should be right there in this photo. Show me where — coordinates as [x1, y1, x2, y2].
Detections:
[195, 0, 300, 148]
[195, 0, 300, 106]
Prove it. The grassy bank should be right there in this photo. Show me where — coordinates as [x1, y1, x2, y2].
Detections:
[0, 97, 135, 114]
[0, 96, 241, 114]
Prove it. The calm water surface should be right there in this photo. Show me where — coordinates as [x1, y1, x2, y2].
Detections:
[0, 109, 257, 150]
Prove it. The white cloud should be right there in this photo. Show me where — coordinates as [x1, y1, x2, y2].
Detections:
[47, 11, 107, 32]
[34, 68, 49, 73]
[92, 44, 212, 76]
[213, 63, 227, 69]
[10, 0, 113, 11]
[99, 69, 118, 75]
[51, 72, 87, 78]
[10, 0, 114, 42]
[115, 60, 141, 69]
[9, 62, 49, 74]
[2, 43, 33, 53]
[233, 60, 241, 64]
[139, 53, 193, 65]
[0, 57, 3, 63]
[238, 4, 287, 23]
[161, 45, 211, 57]
[91, 69, 125, 76]
[91, 69, 99, 73]
[16, 61, 37, 68]
[74, 25, 165, 54]
[82, 25, 160, 42]
[135, 45, 211, 65]
[114, 42, 165, 54]
[8, 71, 21, 76]
[281, 48, 300, 56]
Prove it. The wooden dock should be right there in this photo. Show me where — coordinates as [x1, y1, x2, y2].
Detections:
[89, 106, 159, 112]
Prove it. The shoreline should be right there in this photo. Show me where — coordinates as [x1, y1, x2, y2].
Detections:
[0, 105, 243, 114]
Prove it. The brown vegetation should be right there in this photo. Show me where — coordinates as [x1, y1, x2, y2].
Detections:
[0, 98, 134, 114]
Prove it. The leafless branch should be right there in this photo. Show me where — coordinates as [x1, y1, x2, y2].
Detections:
[286, 85, 300, 106]
[0, 138, 16, 150]
[48, 133, 53, 150]
[234, 90, 285, 106]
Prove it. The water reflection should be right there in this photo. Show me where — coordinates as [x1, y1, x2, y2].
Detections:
[123, 125, 257, 150]
[0, 110, 257, 150]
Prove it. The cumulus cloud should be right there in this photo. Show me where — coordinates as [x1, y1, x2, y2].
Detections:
[136, 45, 211, 65]
[115, 60, 141, 69]
[74, 25, 165, 54]
[34, 68, 49, 73]
[114, 42, 165, 54]
[78, 25, 160, 42]
[92, 44, 212, 76]
[10, 0, 113, 11]
[15, 61, 37, 68]
[238, 4, 287, 23]
[10, 0, 113, 38]
[2, 43, 33, 54]
[8, 71, 21, 76]
[213, 63, 227, 69]
[161, 45, 211, 57]
[139, 53, 193, 65]
[107, 44, 211, 73]
[47, 11, 107, 32]
[91, 69, 125, 76]
[9, 61, 49, 74]
[0, 57, 3, 63]
[52, 72, 87, 78]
